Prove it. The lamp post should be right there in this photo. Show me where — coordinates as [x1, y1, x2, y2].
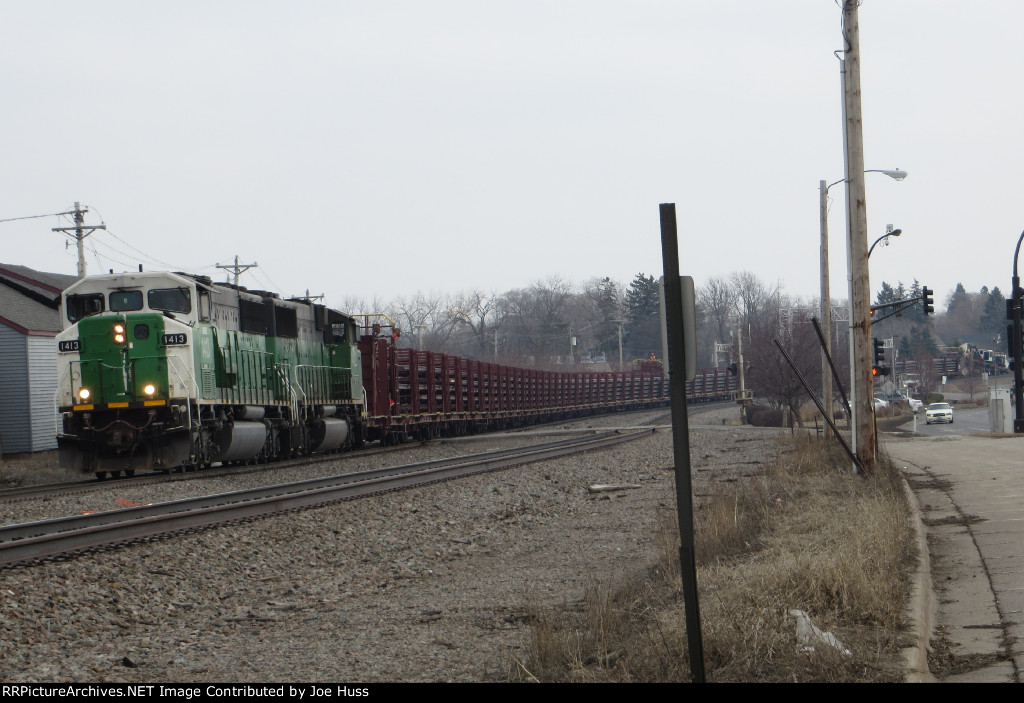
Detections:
[819, 171, 906, 443]
[868, 225, 902, 257]
[1011, 230, 1024, 431]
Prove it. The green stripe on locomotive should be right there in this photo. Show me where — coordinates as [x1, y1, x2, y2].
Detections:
[75, 314, 169, 404]
[192, 323, 362, 405]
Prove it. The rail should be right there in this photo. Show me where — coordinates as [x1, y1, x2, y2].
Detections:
[0, 429, 652, 568]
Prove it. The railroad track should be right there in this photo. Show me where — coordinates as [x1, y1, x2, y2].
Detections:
[0, 408, 680, 503]
[0, 428, 654, 569]
[0, 441, 419, 503]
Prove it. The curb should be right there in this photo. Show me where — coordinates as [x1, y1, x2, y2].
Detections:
[901, 473, 937, 682]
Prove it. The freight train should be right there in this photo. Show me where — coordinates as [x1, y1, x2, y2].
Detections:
[55, 271, 734, 479]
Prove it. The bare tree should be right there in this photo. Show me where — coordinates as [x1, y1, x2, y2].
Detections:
[730, 271, 778, 330]
[447, 290, 499, 359]
[386, 293, 449, 350]
[745, 298, 820, 427]
[698, 276, 736, 367]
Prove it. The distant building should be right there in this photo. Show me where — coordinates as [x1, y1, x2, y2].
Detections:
[0, 264, 78, 455]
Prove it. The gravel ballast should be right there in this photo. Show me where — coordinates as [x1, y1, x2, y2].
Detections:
[0, 408, 783, 682]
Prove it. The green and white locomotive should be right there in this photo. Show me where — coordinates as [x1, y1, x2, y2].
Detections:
[56, 271, 364, 478]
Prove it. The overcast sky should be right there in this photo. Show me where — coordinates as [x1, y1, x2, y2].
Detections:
[2, 2, 1022, 311]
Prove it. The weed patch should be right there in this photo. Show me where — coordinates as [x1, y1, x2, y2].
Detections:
[512, 433, 916, 682]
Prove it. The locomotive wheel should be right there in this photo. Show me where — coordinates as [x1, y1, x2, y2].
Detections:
[125, 470, 136, 478]
[94, 471, 107, 481]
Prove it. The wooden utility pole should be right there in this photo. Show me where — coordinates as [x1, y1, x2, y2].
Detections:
[842, 1, 875, 471]
[52, 202, 105, 278]
[216, 255, 258, 287]
[736, 323, 749, 424]
[819, 180, 833, 439]
[616, 320, 624, 370]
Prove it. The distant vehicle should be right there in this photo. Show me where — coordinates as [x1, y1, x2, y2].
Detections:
[903, 395, 924, 413]
[925, 402, 954, 424]
[872, 397, 889, 411]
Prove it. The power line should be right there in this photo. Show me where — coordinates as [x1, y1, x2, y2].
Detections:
[0, 208, 77, 223]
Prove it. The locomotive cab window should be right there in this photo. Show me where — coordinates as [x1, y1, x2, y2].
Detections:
[148, 287, 192, 314]
[66, 293, 105, 322]
[109, 290, 144, 312]
[198, 291, 212, 321]
[331, 323, 348, 343]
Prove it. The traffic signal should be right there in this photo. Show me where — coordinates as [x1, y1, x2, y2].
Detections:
[873, 337, 884, 366]
[871, 337, 890, 377]
[922, 286, 935, 315]
[1009, 325, 1020, 359]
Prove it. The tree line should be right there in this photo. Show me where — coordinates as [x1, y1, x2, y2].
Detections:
[334, 274, 999, 420]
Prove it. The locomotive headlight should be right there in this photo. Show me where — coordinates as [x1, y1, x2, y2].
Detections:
[143, 383, 157, 396]
[78, 388, 91, 401]
[113, 323, 126, 344]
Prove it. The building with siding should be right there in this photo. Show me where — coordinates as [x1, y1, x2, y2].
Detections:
[0, 265, 78, 455]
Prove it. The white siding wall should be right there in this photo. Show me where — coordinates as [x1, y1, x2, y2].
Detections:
[0, 325, 30, 454]
[27, 335, 58, 451]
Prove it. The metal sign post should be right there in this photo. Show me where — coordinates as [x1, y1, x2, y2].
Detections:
[659, 203, 705, 682]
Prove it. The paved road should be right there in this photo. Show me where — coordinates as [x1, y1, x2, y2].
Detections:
[909, 405, 989, 436]
[885, 431, 1024, 682]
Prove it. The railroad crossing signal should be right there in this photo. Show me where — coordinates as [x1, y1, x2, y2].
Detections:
[922, 286, 935, 315]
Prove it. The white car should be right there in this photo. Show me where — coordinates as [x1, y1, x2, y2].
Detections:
[902, 395, 924, 413]
[925, 402, 954, 424]
[872, 397, 889, 411]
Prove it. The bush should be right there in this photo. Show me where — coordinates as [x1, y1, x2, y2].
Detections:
[747, 406, 783, 427]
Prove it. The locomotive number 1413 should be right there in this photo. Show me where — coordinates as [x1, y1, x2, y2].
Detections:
[162, 333, 188, 346]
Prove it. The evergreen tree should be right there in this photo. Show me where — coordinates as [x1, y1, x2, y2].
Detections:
[906, 324, 938, 357]
[905, 280, 925, 323]
[898, 335, 913, 359]
[588, 277, 623, 359]
[946, 282, 969, 313]
[980, 286, 1007, 341]
[875, 281, 901, 307]
[624, 273, 662, 360]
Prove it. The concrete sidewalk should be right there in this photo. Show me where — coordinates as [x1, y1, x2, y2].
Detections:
[885, 433, 1024, 683]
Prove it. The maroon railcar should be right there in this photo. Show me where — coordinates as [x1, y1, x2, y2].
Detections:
[355, 317, 735, 445]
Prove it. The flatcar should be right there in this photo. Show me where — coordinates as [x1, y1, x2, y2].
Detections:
[55, 271, 732, 478]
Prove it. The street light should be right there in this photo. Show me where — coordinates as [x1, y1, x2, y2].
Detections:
[1011, 230, 1024, 431]
[868, 225, 902, 257]
[865, 169, 907, 181]
[818, 170, 907, 443]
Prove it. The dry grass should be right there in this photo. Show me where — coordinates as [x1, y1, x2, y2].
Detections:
[512, 434, 917, 683]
